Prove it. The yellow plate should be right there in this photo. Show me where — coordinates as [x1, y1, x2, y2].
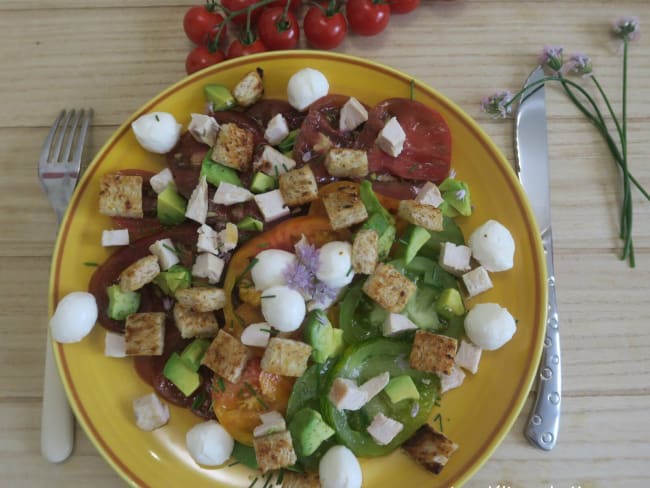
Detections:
[50, 51, 546, 488]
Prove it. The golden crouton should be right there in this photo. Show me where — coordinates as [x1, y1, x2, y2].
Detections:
[211, 123, 254, 172]
[99, 173, 143, 218]
[172, 303, 219, 338]
[253, 430, 297, 474]
[281, 471, 321, 488]
[261, 338, 312, 377]
[402, 424, 459, 474]
[125, 312, 165, 356]
[324, 148, 369, 178]
[118, 255, 160, 292]
[279, 165, 319, 207]
[201, 329, 250, 383]
[174, 287, 226, 312]
[409, 330, 457, 375]
[398, 200, 443, 231]
[352, 228, 378, 275]
[233, 70, 264, 107]
[321, 182, 368, 230]
[362, 263, 416, 313]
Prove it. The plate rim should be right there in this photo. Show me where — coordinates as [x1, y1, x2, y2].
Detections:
[49, 50, 547, 488]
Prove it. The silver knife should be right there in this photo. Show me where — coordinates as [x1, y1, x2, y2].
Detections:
[514, 66, 562, 450]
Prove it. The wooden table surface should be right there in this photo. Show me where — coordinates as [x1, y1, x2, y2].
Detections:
[2, 0, 649, 486]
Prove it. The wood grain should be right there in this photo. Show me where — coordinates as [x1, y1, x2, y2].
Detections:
[1, 0, 649, 486]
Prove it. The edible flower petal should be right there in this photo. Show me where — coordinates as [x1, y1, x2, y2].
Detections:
[480, 90, 514, 119]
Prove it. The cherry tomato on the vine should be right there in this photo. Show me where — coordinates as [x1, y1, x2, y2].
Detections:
[346, 0, 390, 36]
[388, 0, 420, 14]
[183, 5, 227, 46]
[257, 7, 300, 50]
[227, 37, 267, 58]
[221, 0, 262, 26]
[303, 3, 347, 50]
[185, 46, 225, 74]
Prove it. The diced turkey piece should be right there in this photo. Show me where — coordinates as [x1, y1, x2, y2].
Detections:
[462, 266, 493, 298]
[455, 340, 482, 374]
[383, 313, 418, 336]
[185, 175, 209, 224]
[254, 189, 290, 222]
[367, 413, 404, 446]
[375, 116, 406, 157]
[192, 253, 225, 284]
[149, 167, 175, 194]
[196, 224, 220, 255]
[188, 113, 220, 146]
[253, 410, 287, 438]
[415, 181, 444, 208]
[339, 96, 368, 131]
[240, 322, 271, 348]
[149, 238, 180, 270]
[439, 365, 466, 394]
[328, 378, 368, 411]
[257, 145, 296, 176]
[438, 242, 472, 276]
[102, 229, 129, 247]
[359, 372, 390, 401]
[213, 182, 254, 206]
[133, 393, 170, 431]
[104, 331, 127, 358]
[265, 113, 290, 146]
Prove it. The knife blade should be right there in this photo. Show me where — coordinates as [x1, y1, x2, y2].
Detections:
[514, 66, 562, 451]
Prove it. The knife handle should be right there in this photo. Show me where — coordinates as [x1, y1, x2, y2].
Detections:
[525, 228, 561, 450]
[41, 330, 75, 463]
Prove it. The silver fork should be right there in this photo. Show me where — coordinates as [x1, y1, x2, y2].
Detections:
[38, 109, 93, 463]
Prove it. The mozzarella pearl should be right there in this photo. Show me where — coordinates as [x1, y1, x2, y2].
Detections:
[131, 112, 182, 154]
[260, 285, 306, 332]
[287, 68, 330, 111]
[319, 445, 362, 488]
[185, 420, 234, 466]
[50, 291, 98, 343]
[464, 302, 517, 350]
[468, 219, 515, 272]
[316, 241, 354, 289]
[251, 249, 296, 291]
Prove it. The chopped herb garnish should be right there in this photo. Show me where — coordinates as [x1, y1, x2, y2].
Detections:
[260, 294, 277, 299]
[244, 381, 268, 409]
[262, 473, 273, 488]
[434, 399, 441, 407]
[260, 328, 272, 334]
[346, 265, 353, 277]
[281, 163, 289, 172]
[155, 114, 160, 121]
[433, 413, 444, 432]
[217, 377, 226, 392]
[407, 163, 419, 173]
[248, 477, 258, 488]
[163, 243, 180, 256]
[83, 261, 99, 267]
[273, 165, 280, 180]
[228, 460, 241, 467]
[191, 392, 205, 410]
[256, 242, 270, 249]
[235, 257, 259, 286]
[276, 469, 285, 485]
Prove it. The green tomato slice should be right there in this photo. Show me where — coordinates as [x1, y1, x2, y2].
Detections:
[321, 338, 439, 457]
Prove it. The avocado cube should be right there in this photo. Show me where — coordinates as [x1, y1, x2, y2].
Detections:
[153, 264, 191, 296]
[439, 178, 472, 217]
[303, 310, 341, 364]
[384, 375, 420, 403]
[180, 338, 211, 372]
[237, 216, 264, 232]
[404, 226, 432, 265]
[157, 184, 187, 226]
[435, 288, 465, 319]
[163, 352, 201, 397]
[288, 408, 335, 457]
[204, 83, 236, 111]
[250, 171, 277, 194]
[106, 284, 140, 321]
[201, 155, 242, 187]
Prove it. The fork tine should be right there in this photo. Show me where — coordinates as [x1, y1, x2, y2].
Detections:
[71, 108, 93, 166]
[61, 109, 83, 162]
[50, 109, 75, 163]
[38, 110, 66, 166]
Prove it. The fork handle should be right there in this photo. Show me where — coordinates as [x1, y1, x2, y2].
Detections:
[525, 228, 562, 450]
[41, 330, 75, 463]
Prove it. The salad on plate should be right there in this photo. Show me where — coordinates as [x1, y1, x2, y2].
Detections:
[50, 66, 518, 487]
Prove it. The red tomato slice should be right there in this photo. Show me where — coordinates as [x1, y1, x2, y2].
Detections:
[245, 99, 305, 132]
[357, 98, 452, 182]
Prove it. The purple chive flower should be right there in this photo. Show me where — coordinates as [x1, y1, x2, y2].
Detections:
[455, 189, 467, 200]
[480, 90, 514, 119]
[312, 281, 339, 306]
[566, 53, 593, 76]
[294, 235, 319, 273]
[539, 46, 565, 73]
[613, 16, 640, 41]
[448, 168, 457, 178]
